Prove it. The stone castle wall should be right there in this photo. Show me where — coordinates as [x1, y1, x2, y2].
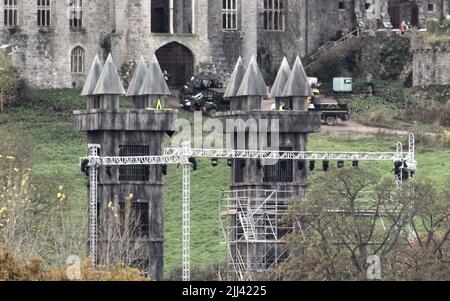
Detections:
[0, 0, 446, 89]
[0, 0, 112, 88]
[412, 35, 450, 86]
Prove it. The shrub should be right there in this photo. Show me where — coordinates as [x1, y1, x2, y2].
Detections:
[0, 246, 147, 281]
[426, 18, 441, 34]
[119, 60, 137, 90]
[0, 50, 21, 112]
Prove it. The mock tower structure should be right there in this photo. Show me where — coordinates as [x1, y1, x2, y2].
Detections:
[74, 54, 177, 280]
[219, 55, 321, 279]
[127, 56, 148, 109]
[270, 57, 291, 111]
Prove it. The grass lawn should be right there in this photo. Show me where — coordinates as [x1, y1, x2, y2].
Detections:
[0, 89, 448, 278]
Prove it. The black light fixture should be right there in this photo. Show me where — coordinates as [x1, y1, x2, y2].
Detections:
[323, 160, 330, 172]
[227, 159, 233, 167]
[394, 161, 402, 177]
[162, 164, 168, 176]
[337, 161, 345, 169]
[298, 160, 305, 171]
[352, 160, 359, 168]
[81, 159, 89, 177]
[106, 166, 112, 178]
[189, 157, 198, 171]
[309, 160, 316, 171]
[211, 158, 219, 167]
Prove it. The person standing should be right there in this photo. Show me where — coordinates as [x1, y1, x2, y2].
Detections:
[367, 73, 374, 97]
[400, 21, 407, 35]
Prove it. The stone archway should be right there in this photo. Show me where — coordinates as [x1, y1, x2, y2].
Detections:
[388, 0, 419, 29]
[155, 42, 194, 86]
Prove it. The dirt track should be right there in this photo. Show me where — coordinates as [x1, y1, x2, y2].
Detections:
[173, 96, 412, 138]
[320, 120, 411, 137]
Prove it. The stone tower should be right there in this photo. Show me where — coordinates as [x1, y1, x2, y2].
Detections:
[219, 55, 321, 279]
[74, 54, 177, 280]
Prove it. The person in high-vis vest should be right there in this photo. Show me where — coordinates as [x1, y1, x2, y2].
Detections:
[156, 98, 163, 110]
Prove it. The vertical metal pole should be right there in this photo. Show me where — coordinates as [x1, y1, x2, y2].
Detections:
[409, 133, 415, 163]
[407, 133, 416, 242]
[88, 144, 100, 267]
[169, 0, 174, 34]
[191, 0, 196, 34]
[182, 142, 191, 281]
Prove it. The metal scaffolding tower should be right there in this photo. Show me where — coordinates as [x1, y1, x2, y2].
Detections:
[219, 190, 292, 281]
[82, 134, 416, 281]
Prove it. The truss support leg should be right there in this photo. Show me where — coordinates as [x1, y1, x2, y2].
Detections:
[88, 144, 100, 267]
[182, 142, 191, 282]
[182, 163, 191, 281]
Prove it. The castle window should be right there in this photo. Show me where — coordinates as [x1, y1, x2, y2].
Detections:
[119, 145, 150, 182]
[338, 1, 346, 10]
[69, 0, 83, 27]
[223, 0, 238, 30]
[71, 46, 84, 73]
[263, 0, 285, 31]
[118, 202, 149, 238]
[427, 3, 434, 12]
[37, 0, 51, 26]
[263, 147, 293, 183]
[4, 0, 18, 27]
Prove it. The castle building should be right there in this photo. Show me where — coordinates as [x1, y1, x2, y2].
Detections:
[0, 0, 446, 89]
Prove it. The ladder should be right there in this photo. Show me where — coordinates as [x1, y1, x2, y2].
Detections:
[238, 211, 256, 241]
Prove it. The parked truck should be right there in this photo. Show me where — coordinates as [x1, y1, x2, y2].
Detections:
[310, 103, 350, 126]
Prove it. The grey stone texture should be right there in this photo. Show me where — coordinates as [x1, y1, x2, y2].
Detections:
[1, 1, 445, 89]
[411, 34, 450, 86]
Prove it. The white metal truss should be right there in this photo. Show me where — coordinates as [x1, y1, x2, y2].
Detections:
[181, 143, 191, 282]
[87, 144, 100, 267]
[83, 134, 416, 281]
[88, 149, 403, 167]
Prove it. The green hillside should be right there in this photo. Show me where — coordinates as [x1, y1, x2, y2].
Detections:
[0, 88, 448, 278]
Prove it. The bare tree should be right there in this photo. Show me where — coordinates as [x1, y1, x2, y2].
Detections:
[97, 194, 147, 271]
[277, 168, 449, 281]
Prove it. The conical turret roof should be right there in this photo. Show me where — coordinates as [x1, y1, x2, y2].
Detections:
[127, 56, 148, 96]
[282, 56, 313, 97]
[81, 55, 103, 96]
[93, 54, 125, 95]
[237, 56, 268, 97]
[269, 57, 291, 98]
[224, 57, 245, 98]
[139, 54, 171, 96]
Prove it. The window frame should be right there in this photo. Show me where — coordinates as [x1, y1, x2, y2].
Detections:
[118, 202, 150, 238]
[118, 145, 151, 182]
[69, 0, 83, 28]
[222, 0, 238, 31]
[263, 0, 285, 32]
[37, 0, 51, 27]
[71, 46, 85, 74]
[263, 146, 294, 183]
[4, 0, 18, 27]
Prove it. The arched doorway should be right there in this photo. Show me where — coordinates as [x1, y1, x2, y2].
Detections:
[155, 42, 194, 86]
[388, 0, 419, 29]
